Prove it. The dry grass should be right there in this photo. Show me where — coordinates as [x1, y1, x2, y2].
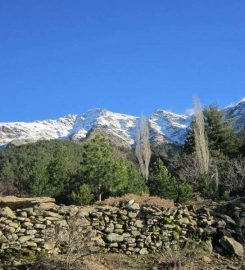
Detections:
[103, 193, 175, 208]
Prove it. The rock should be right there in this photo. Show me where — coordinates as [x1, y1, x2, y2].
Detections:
[128, 203, 140, 211]
[0, 196, 55, 210]
[8, 222, 19, 229]
[22, 222, 33, 228]
[128, 212, 137, 218]
[139, 248, 149, 255]
[219, 236, 244, 257]
[42, 242, 55, 250]
[214, 213, 236, 226]
[204, 226, 217, 235]
[19, 235, 33, 243]
[36, 202, 57, 211]
[25, 241, 37, 248]
[126, 200, 135, 207]
[135, 220, 144, 228]
[0, 207, 16, 219]
[34, 223, 46, 230]
[106, 233, 124, 242]
[178, 217, 189, 224]
[115, 224, 123, 229]
[0, 231, 7, 243]
[202, 256, 212, 263]
[43, 211, 62, 219]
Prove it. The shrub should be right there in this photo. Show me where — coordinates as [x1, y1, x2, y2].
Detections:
[71, 184, 94, 205]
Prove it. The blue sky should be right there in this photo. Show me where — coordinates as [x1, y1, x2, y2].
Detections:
[0, 1, 244, 121]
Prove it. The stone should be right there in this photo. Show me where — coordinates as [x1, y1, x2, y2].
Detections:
[19, 235, 33, 243]
[26, 229, 37, 235]
[55, 219, 68, 227]
[115, 224, 123, 229]
[20, 211, 28, 217]
[0, 231, 7, 243]
[219, 236, 244, 257]
[22, 222, 33, 228]
[128, 212, 137, 218]
[34, 223, 46, 230]
[43, 242, 55, 250]
[202, 256, 212, 263]
[0, 207, 16, 219]
[36, 202, 57, 211]
[43, 211, 62, 219]
[135, 220, 144, 228]
[8, 222, 19, 229]
[105, 223, 114, 233]
[106, 233, 124, 242]
[0, 196, 55, 210]
[126, 200, 135, 207]
[178, 217, 189, 224]
[128, 203, 140, 211]
[139, 248, 149, 255]
[25, 241, 37, 248]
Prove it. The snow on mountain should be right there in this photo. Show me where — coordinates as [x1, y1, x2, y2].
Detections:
[0, 109, 138, 147]
[149, 110, 190, 144]
[0, 99, 244, 148]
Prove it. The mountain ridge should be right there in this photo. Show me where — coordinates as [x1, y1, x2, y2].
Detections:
[0, 99, 244, 148]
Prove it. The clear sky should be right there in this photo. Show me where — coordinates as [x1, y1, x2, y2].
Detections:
[0, 1, 244, 121]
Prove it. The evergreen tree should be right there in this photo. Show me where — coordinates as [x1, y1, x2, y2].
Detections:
[184, 105, 239, 158]
[148, 158, 192, 202]
[204, 106, 238, 157]
[78, 135, 129, 201]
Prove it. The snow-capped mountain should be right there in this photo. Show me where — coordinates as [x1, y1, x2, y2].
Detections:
[0, 109, 138, 148]
[0, 99, 244, 148]
[223, 98, 245, 132]
[149, 110, 191, 145]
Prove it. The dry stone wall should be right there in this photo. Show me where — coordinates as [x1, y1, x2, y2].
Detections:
[0, 196, 244, 257]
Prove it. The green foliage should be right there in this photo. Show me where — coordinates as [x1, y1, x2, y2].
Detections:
[172, 231, 180, 240]
[0, 136, 146, 203]
[78, 135, 129, 200]
[0, 140, 82, 198]
[204, 106, 238, 157]
[149, 159, 192, 203]
[199, 173, 218, 200]
[124, 163, 148, 194]
[175, 177, 193, 203]
[71, 184, 94, 205]
[184, 105, 239, 157]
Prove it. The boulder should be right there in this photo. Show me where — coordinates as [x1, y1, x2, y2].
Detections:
[219, 236, 244, 257]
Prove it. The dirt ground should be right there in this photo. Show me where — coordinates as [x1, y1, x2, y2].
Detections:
[79, 252, 244, 270]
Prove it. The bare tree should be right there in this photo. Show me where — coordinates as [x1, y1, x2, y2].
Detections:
[224, 158, 245, 193]
[135, 116, 151, 181]
[193, 97, 210, 175]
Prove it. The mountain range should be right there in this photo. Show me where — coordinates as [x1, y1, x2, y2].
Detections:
[0, 98, 244, 148]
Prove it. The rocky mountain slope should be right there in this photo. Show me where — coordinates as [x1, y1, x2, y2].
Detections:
[0, 99, 244, 148]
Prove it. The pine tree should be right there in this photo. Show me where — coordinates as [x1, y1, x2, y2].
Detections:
[79, 135, 129, 201]
[184, 105, 239, 158]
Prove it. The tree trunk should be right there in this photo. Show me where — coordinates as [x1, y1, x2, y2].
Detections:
[98, 184, 102, 202]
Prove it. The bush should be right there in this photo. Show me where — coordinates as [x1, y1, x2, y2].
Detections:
[199, 173, 218, 200]
[175, 178, 193, 203]
[149, 159, 193, 203]
[71, 184, 94, 205]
